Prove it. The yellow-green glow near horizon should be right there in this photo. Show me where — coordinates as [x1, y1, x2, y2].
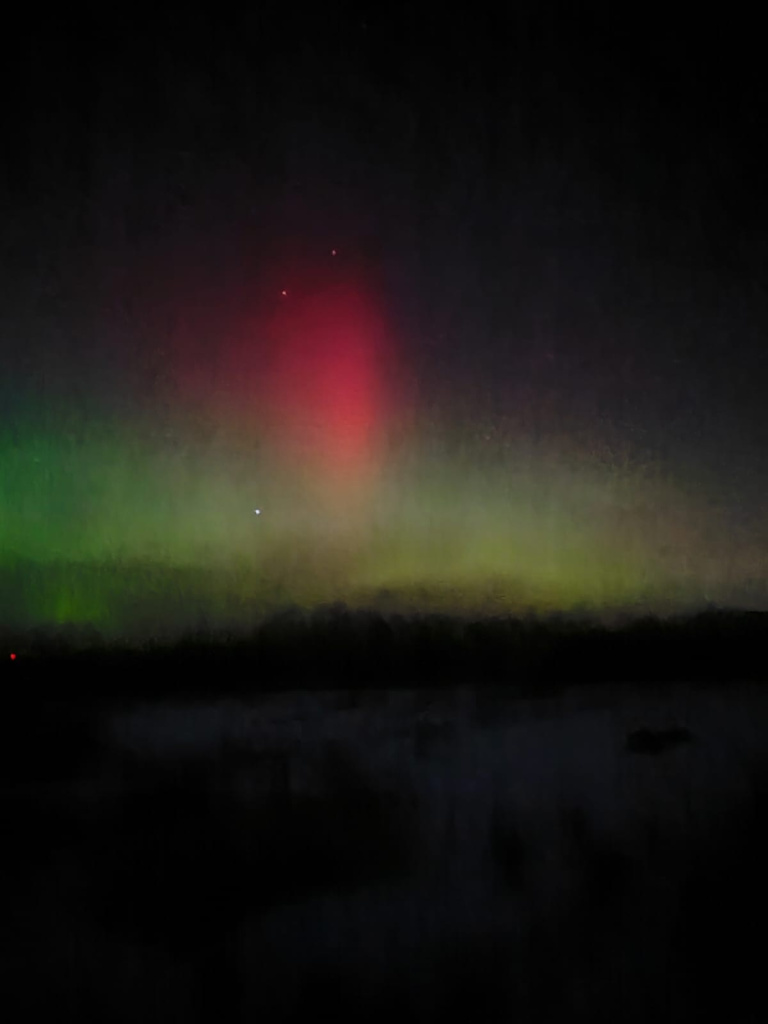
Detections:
[2, 409, 763, 639]
[5, 12, 768, 650]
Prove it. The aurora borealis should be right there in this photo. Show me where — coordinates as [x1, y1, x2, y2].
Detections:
[3, 9, 768, 641]
[2, 375, 762, 638]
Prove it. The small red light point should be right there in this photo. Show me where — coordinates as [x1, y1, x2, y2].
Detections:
[280, 289, 288, 297]
[10, 653, 16, 661]
[331, 249, 338, 256]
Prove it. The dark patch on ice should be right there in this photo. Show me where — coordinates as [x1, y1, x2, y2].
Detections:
[562, 806, 638, 922]
[625, 726, 694, 755]
[668, 757, 768, 1020]
[0, 700, 106, 787]
[3, 739, 419, 1019]
[488, 802, 527, 888]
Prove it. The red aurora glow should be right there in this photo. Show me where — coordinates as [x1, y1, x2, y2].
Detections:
[161, 250, 395, 492]
[261, 276, 391, 484]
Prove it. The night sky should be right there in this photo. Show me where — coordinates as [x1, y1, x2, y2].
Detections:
[2, 9, 767, 638]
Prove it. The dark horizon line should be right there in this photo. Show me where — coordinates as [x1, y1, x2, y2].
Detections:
[4, 605, 767, 697]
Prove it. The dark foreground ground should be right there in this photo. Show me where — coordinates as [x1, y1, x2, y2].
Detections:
[4, 605, 768, 697]
[2, 611, 768, 1021]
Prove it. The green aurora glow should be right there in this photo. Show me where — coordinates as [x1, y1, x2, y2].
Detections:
[4, 10, 768, 646]
[2, 406, 763, 640]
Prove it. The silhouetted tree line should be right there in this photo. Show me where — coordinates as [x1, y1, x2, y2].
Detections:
[5, 606, 768, 700]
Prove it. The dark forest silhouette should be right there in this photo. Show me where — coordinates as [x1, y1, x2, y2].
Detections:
[5, 606, 767, 700]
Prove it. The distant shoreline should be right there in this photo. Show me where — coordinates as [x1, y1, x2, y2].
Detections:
[4, 607, 767, 702]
